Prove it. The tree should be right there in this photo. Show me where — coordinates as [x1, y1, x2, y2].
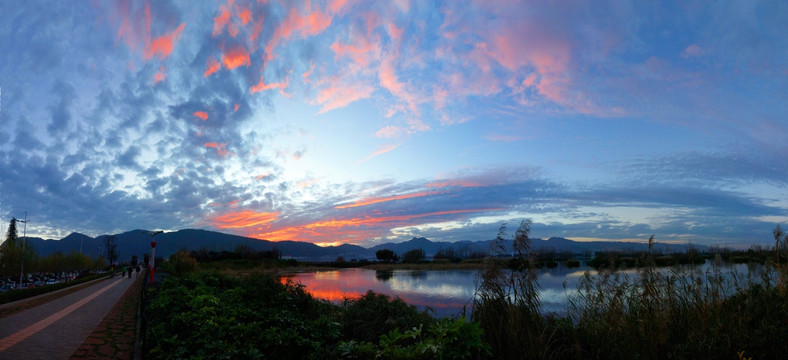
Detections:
[1, 218, 23, 276]
[774, 225, 783, 268]
[104, 235, 118, 267]
[401, 248, 425, 263]
[5, 217, 18, 245]
[376, 249, 396, 263]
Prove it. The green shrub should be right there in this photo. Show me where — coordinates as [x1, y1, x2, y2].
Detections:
[167, 250, 197, 276]
[337, 291, 435, 342]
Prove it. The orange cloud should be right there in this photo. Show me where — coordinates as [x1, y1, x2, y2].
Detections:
[115, 2, 185, 62]
[234, 104, 240, 112]
[239, 7, 252, 25]
[254, 173, 270, 180]
[145, 23, 185, 60]
[253, 208, 501, 243]
[208, 209, 280, 229]
[204, 142, 230, 157]
[154, 66, 166, 83]
[204, 58, 221, 77]
[335, 191, 444, 209]
[223, 46, 251, 69]
[212, 1, 232, 36]
[250, 75, 289, 94]
[193, 111, 209, 120]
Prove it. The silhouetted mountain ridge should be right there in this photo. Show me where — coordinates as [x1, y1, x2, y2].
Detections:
[20, 229, 707, 262]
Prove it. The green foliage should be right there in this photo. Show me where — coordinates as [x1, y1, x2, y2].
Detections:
[337, 291, 435, 342]
[145, 271, 486, 359]
[339, 318, 490, 360]
[401, 248, 425, 263]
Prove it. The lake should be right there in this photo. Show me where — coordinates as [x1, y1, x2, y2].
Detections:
[282, 261, 767, 318]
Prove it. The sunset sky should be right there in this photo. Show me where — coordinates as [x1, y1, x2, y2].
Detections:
[0, 0, 786, 247]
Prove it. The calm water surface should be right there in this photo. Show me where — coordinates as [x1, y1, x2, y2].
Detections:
[282, 262, 763, 318]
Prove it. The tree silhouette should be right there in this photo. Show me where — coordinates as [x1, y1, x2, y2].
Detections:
[4, 217, 18, 245]
[401, 248, 425, 263]
[376, 249, 396, 262]
[104, 235, 118, 266]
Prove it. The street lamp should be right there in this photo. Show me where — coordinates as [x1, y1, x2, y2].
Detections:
[18, 212, 27, 289]
[148, 230, 163, 284]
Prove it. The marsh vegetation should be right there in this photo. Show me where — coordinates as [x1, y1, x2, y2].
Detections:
[143, 223, 788, 359]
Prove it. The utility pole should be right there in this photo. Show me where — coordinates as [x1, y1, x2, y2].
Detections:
[18, 211, 27, 288]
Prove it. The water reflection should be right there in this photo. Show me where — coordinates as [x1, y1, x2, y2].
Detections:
[281, 260, 770, 318]
[375, 270, 393, 281]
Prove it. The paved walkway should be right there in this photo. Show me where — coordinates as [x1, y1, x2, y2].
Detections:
[0, 276, 136, 359]
[71, 274, 144, 359]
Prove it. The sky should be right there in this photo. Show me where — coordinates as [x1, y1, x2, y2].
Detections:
[0, 0, 786, 248]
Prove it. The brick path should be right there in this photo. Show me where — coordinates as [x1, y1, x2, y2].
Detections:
[0, 276, 136, 359]
[70, 274, 144, 360]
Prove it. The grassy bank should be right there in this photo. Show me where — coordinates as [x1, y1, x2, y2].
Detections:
[143, 270, 489, 359]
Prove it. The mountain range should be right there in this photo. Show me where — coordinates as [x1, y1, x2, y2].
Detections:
[15, 229, 707, 262]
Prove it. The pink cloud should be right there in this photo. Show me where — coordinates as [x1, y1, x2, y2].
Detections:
[375, 125, 405, 138]
[222, 46, 251, 69]
[115, 2, 185, 62]
[250, 75, 289, 94]
[379, 56, 424, 123]
[314, 77, 374, 113]
[193, 111, 209, 120]
[265, 3, 334, 60]
[204, 142, 231, 158]
[204, 58, 221, 77]
[145, 23, 185, 60]
[212, 1, 232, 36]
[330, 36, 380, 68]
[154, 66, 166, 84]
[359, 143, 401, 163]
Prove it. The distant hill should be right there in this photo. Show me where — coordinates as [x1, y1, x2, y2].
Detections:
[20, 229, 707, 262]
[371, 236, 707, 257]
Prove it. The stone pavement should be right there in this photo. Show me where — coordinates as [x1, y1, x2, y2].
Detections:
[70, 273, 144, 360]
[0, 275, 136, 360]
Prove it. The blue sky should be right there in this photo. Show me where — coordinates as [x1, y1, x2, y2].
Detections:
[0, 0, 786, 247]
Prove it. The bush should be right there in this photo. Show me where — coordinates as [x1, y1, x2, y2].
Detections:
[167, 250, 197, 276]
[337, 291, 435, 342]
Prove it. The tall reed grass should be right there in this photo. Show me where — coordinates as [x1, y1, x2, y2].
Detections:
[473, 223, 788, 359]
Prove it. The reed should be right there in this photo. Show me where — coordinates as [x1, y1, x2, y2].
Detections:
[473, 227, 788, 359]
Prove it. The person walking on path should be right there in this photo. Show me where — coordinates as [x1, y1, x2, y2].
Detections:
[135, 266, 140, 278]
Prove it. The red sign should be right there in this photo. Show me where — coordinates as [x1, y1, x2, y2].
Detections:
[151, 241, 157, 248]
